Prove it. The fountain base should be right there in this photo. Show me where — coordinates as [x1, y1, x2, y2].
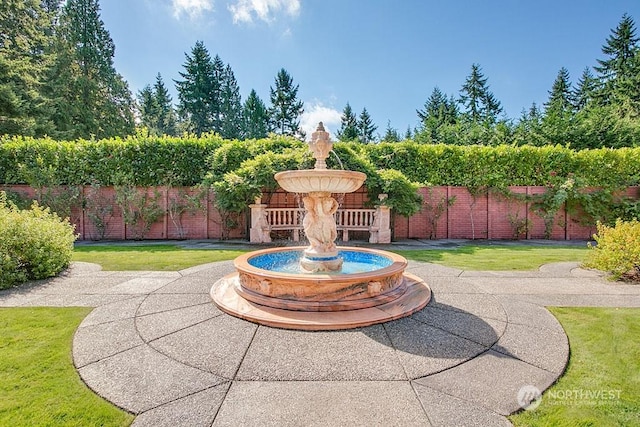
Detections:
[210, 247, 431, 330]
[211, 271, 430, 330]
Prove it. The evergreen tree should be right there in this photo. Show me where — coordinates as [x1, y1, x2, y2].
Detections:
[153, 73, 177, 136]
[137, 84, 157, 131]
[137, 73, 177, 136]
[544, 67, 574, 115]
[357, 107, 377, 143]
[336, 102, 359, 141]
[268, 68, 304, 138]
[219, 63, 243, 139]
[573, 67, 598, 111]
[242, 89, 269, 139]
[0, 0, 55, 136]
[404, 125, 413, 140]
[47, 0, 134, 139]
[175, 41, 215, 136]
[542, 67, 575, 144]
[417, 87, 458, 140]
[381, 120, 400, 142]
[593, 14, 640, 115]
[210, 54, 225, 133]
[594, 14, 639, 82]
[459, 63, 502, 125]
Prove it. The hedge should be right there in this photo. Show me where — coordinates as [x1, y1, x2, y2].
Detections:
[2, 135, 640, 190]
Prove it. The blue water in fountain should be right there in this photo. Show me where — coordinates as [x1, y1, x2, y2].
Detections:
[248, 250, 393, 275]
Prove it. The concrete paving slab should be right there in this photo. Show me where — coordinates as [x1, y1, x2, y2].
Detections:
[428, 292, 507, 322]
[383, 317, 488, 379]
[494, 297, 566, 331]
[179, 261, 236, 277]
[132, 383, 230, 427]
[20, 293, 89, 306]
[411, 305, 506, 347]
[412, 383, 512, 427]
[136, 293, 213, 316]
[73, 318, 144, 367]
[414, 350, 558, 416]
[80, 296, 146, 327]
[508, 294, 640, 307]
[236, 325, 406, 381]
[152, 275, 215, 294]
[68, 293, 143, 308]
[136, 303, 222, 341]
[213, 381, 431, 427]
[0, 291, 52, 306]
[416, 276, 485, 294]
[492, 321, 568, 374]
[77, 345, 226, 414]
[105, 277, 178, 294]
[150, 315, 257, 379]
[406, 261, 463, 277]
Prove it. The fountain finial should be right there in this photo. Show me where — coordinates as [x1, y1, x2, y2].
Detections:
[309, 122, 332, 169]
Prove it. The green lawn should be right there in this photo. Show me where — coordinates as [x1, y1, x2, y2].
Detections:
[510, 307, 640, 427]
[72, 243, 587, 272]
[395, 245, 587, 270]
[72, 244, 248, 270]
[0, 307, 134, 426]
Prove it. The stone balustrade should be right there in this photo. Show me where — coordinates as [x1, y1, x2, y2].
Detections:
[249, 198, 391, 244]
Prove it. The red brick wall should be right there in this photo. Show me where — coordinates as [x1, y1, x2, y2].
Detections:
[3, 185, 637, 241]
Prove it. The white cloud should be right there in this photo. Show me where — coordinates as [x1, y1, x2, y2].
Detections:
[172, 0, 214, 20]
[300, 103, 342, 140]
[228, 0, 300, 24]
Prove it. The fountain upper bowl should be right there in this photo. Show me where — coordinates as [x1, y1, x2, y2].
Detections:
[274, 169, 366, 194]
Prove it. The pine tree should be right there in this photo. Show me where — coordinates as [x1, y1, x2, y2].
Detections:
[243, 89, 269, 139]
[357, 107, 377, 143]
[47, 0, 134, 139]
[459, 63, 502, 125]
[137, 84, 157, 131]
[381, 120, 400, 142]
[593, 14, 640, 115]
[542, 68, 575, 144]
[544, 67, 574, 115]
[0, 0, 55, 136]
[153, 73, 177, 136]
[417, 87, 459, 140]
[268, 68, 304, 138]
[210, 54, 225, 133]
[594, 14, 639, 82]
[336, 102, 359, 141]
[572, 67, 598, 111]
[175, 41, 215, 136]
[219, 64, 243, 139]
[404, 125, 413, 140]
[137, 73, 177, 136]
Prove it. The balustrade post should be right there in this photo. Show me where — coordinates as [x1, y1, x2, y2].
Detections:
[249, 196, 271, 243]
[371, 194, 392, 243]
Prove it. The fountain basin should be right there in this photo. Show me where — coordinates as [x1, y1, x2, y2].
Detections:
[233, 247, 407, 311]
[275, 169, 366, 194]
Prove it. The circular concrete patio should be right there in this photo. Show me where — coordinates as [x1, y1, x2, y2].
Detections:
[2, 256, 639, 426]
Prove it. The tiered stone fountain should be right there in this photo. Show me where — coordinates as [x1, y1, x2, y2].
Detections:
[211, 123, 431, 330]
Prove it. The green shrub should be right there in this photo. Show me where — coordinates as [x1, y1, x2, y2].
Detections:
[0, 192, 77, 289]
[585, 219, 640, 282]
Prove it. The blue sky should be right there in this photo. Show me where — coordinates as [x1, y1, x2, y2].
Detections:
[100, 0, 639, 138]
